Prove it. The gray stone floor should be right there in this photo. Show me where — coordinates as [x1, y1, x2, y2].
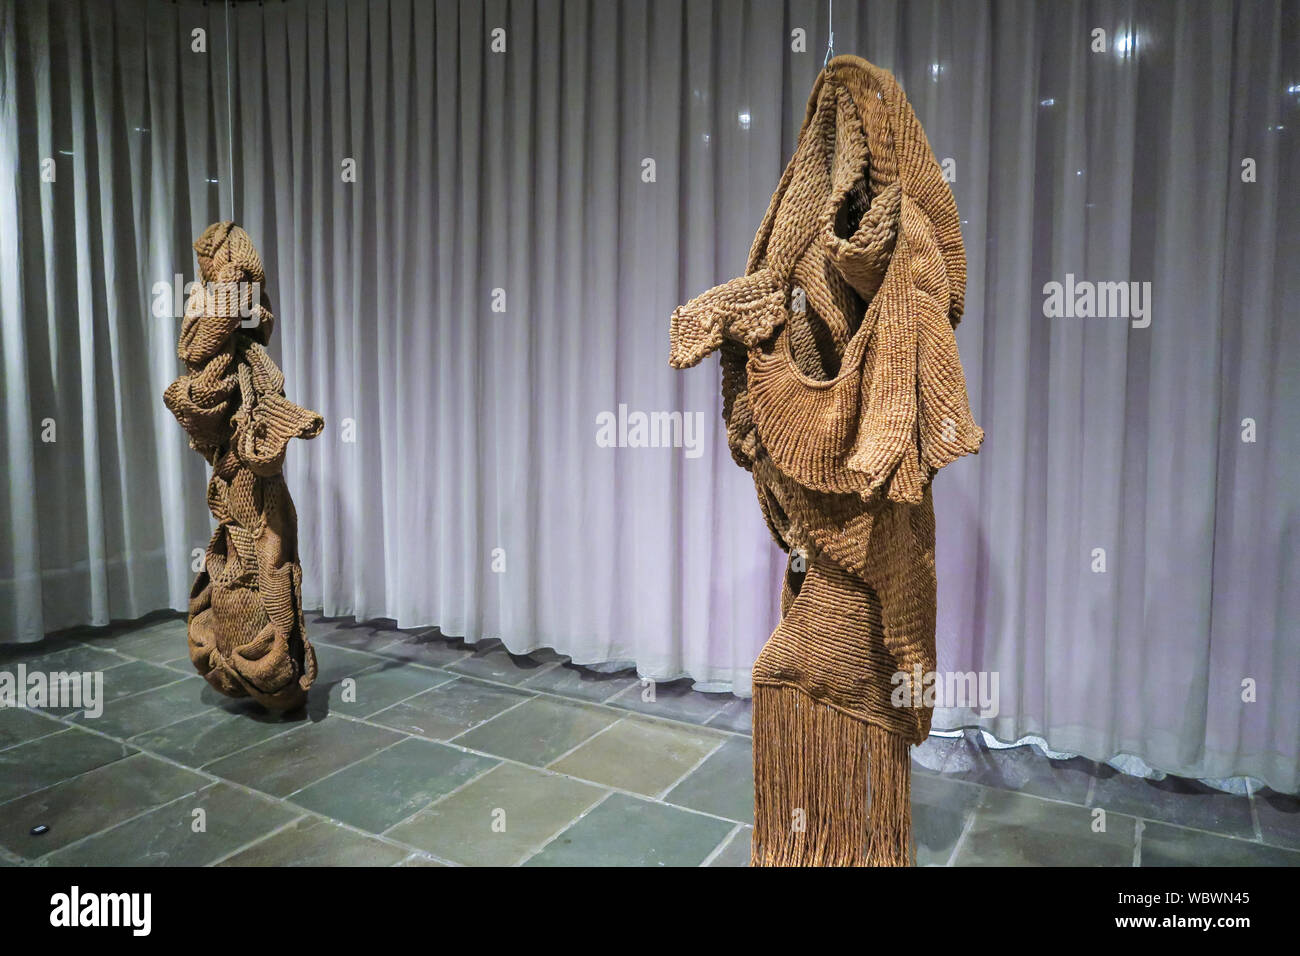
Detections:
[1, 611, 1297, 867]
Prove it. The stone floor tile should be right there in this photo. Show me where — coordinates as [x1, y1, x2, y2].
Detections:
[1140, 821, 1300, 866]
[953, 788, 1136, 866]
[454, 696, 618, 766]
[203, 717, 405, 796]
[0, 727, 134, 805]
[368, 678, 533, 740]
[1089, 769, 1255, 839]
[525, 793, 733, 867]
[607, 678, 730, 725]
[0, 753, 207, 859]
[290, 737, 497, 833]
[42, 782, 299, 866]
[520, 662, 641, 703]
[553, 718, 726, 798]
[216, 816, 408, 867]
[662, 735, 753, 821]
[387, 762, 606, 866]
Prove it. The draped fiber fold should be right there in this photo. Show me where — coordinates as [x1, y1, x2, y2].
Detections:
[670, 56, 982, 866]
[163, 222, 323, 711]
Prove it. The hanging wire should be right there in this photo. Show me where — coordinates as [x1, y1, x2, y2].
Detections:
[224, 0, 236, 222]
[823, 0, 834, 67]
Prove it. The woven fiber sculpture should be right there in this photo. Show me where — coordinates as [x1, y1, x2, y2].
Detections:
[670, 56, 983, 866]
[164, 222, 324, 711]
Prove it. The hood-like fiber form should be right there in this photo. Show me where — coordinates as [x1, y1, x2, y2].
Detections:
[669, 56, 983, 866]
[164, 222, 323, 711]
[670, 54, 981, 505]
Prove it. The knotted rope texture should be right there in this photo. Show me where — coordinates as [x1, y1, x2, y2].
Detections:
[164, 222, 324, 711]
[670, 56, 983, 866]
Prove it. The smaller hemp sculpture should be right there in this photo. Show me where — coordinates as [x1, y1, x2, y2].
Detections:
[164, 222, 323, 711]
[670, 56, 983, 865]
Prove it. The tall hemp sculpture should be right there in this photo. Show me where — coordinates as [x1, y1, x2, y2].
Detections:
[164, 222, 324, 711]
[670, 56, 983, 866]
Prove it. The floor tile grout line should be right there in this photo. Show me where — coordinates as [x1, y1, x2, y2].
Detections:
[201, 803, 463, 869]
[52, 642, 749, 770]
[976, 781, 1184, 835]
[931, 766, 1277, 849]
[0, 734, 138, 812]
[23, 623, 1296, 863]
[65, 671, 201, 723]
[10, 705, 79, 728]
[27, 631, 740, 803]
[22, 643, 136, 669]
[601, 681, 639, 707]
[377, 759, 505, 839]
[346, 682, 459, 724]
[0, 721, 69, 754]
[969, 780, 1296, 854]
[15, 670, 1291, 856]
[541, 714, 628, 768]
[355, 668, 461, 717]
[1127, 814, 1300, 853]
[967, 776, 1145, 816]
[65, 639, 205, 676]
[147, 712, 321, 773]
[1, 715, 296, 853]
[82, 689, 249, 743]
[445, 655, 566, 685]
[6, 751, 216, 863]
[41, 625, 755, 746]
[28, 779, 226, 864]
[517, 668, 640, 706]
[181, 720, 309, 772]
[391, 851, 456, 867]
[333, 710, 753, 828]
[604, 680, 727, 726]
[1247, 779, 1264, 842]
[703, 705, 751, 733]
[442, 693, 541, 744]
[526, 686, 736, 738]
[364, 638, 473, 669]
[698, 822, 746, 867]
[8, 712, 465, 867]
[945, 798, 980, 866]
[652, 734, 729, 803]
[315, 634, 476, 671]
[17, 711, 1294, 866]
[507, 791, 611, 868]
[0, 658, 191, 725]
[517, 789, 617, 865]
[204, 813, 312, 867]
[278, 734, 414, 801]
[313, 630, 751, 740]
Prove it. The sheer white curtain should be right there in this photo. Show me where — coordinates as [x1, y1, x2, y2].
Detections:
[2, 0, 1297, 792]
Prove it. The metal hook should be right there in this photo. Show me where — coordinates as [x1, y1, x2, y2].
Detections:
[823, 0, 834, 68]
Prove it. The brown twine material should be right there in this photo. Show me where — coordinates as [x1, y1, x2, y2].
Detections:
[163, 222, 323, 711]
[753, 685, 912, 866]
[669, 56, 983, 866]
